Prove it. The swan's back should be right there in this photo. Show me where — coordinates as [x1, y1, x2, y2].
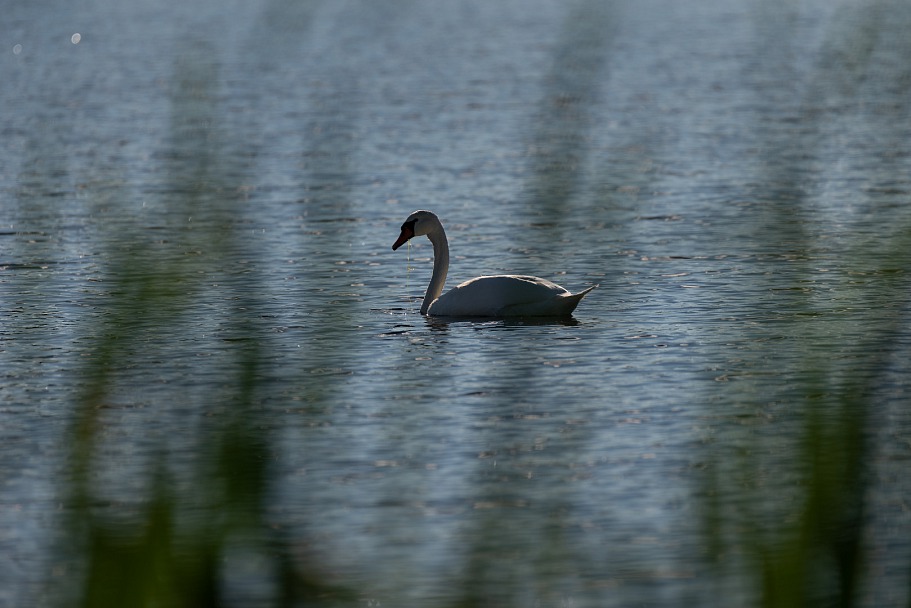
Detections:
[427, 275, 594, 317]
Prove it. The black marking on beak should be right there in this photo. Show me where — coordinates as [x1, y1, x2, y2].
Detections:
[392, 219, 417, 251]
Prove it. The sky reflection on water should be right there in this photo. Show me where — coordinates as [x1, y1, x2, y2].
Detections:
[1, 0, 910, 606]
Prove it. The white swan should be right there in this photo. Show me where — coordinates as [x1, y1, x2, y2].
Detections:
[392, 210, 596, 317]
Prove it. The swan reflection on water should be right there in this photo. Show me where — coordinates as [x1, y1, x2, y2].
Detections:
[424, 314, 581, 329]
[382, 308, 581, 336]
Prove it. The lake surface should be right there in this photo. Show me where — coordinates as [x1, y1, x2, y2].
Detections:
[2, 0, 910, 606]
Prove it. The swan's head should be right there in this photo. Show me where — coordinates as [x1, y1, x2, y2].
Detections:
[392, 210, 440, 251]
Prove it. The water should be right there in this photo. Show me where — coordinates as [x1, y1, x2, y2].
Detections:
[2, 0, 910, 606]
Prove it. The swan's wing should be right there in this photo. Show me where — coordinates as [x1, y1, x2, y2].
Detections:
[428, 275, 575, 317]
[500, 284, 596, 316]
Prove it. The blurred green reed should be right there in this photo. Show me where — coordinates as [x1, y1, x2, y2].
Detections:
[699, 3, 911, 607]
[60, 43, 354, 608]
[54, 2, 911, 607]
[701, 263, 910, 607]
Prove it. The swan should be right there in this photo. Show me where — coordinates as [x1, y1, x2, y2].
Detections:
[391, 210, 596, 317]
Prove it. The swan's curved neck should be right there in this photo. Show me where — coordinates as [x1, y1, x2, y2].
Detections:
[422, 224, 449, 314]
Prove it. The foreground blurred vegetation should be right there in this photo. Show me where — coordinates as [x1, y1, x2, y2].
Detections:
[31, 1, 911, 607]
[61, 45, 354, 608]
[698, 3, 911, 606]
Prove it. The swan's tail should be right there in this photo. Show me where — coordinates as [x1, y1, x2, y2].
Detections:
[561, 284, 597, 315]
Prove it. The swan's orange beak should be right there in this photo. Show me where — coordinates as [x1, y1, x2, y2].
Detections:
[392, 225, 414, 251]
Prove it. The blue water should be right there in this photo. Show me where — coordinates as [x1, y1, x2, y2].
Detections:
[2, 0, 910, 606]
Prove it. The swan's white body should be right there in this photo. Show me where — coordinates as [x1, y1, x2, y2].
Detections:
[392, 210, 595, 317]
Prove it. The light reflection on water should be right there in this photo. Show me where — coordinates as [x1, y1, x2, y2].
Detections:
[2, 0, 911, 606]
